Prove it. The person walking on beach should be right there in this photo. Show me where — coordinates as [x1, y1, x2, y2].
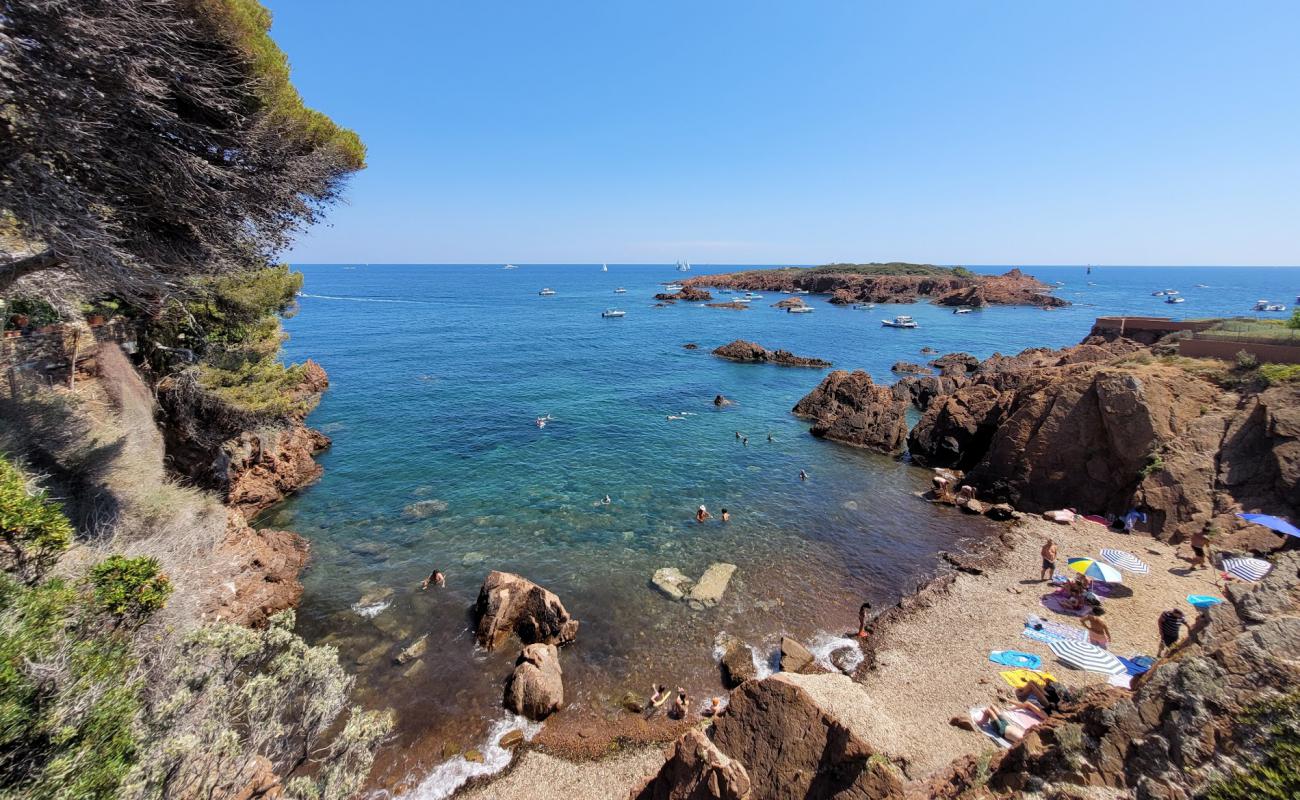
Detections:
[1081, 607, 1111, 649]
[696, 505, 712, 523]
[1157, 608, 1188, 657]
[1189, 524, 1214, 570]
[1040, 539, 1058, 582]
[856, 601, 873, 638]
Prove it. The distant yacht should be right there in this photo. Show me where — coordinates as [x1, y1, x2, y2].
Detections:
[664, 283, 684, 291]
[503, 264, 518, 270]
[601, 263, 608, 272]
[1152, 291, 1166, 297]
[538, 288, 556, 296]
[882, 315, 918, 328]
[852, 303, 876, 310]
[953, 307, 973, 314]
[1254, 299, 1287, 312]
[787, 305, 814, 314]
[601, 308, 625, 318]
[614, 287, 627, 294]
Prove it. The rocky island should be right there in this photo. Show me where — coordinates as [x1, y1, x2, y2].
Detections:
[712, 339, 833, 368]
[684, 263, 1068, 307]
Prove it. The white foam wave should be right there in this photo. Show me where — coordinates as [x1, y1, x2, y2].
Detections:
[807, 631, 864, 674]
[711, 633, 776, 681]
[382, 714, 543, 800]
[351, 600, 391, 619]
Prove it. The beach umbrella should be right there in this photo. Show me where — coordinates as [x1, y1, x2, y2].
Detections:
[1099, 548, 1150, 575]
[1236, 513, 1300, 539]
[1066, 557, 1124, 583]
[1048, 640, 1127, 676]
[1222, 556, 1273, 582]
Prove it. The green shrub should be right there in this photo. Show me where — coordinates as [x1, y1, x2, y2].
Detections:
[1140, 451, 1166, 479]
[1259, 363, 1300, 385]
[1236, 350, 1259, 370]
[1288, 309, 1300, 330]
[1204, 691, 1300, 800]
[2, 297, 59, 330]
[0, 455, 73, 584]
[89, 556, 172, 624]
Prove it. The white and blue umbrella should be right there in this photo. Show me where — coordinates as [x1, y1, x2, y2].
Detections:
[1222, 556, 1272, 582]
[1067, 557, 1124, 583]
[1048, 640, 1127, 676]
[1237, 513, 1300, 539]
[1099, 548, 1150, 575]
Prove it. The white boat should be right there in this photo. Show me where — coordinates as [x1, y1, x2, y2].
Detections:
[601, 309, 625, 318]
[794, 289, 811, 295]
[664, 283, 684, 291]
[538, 288, 556, 296]
[1253, 299, 1287, 311]
[852, 303, 876, 310]
[882, 315, 918, 328]
[1165, 289, 1180, 296]
[614, 287, 627, 294]
[744, 292, 764, 300]
[1165, 296, 1186, 304]
[676, 260, 691, 272]
[503, 264, 518, 270]
[953, 307, 972, 314]
[601, 263, 608, 272]
[787, 305, 814, 314]
[1196, 284, 1210, 288]
[1152, 291, 1166, 297]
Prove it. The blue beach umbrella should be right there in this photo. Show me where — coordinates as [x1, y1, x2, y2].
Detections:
[1236, 513, 1300, 538]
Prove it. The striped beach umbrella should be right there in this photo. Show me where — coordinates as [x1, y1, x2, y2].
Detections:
[1222, 557, 1272, 582]
[1066, 557, 1124, 584]
[1048, 640, 1127, 676]
[1099, 548, 1150, 575]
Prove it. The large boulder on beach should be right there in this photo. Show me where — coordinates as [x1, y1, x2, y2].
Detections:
[792, 370, 910, 454]
[630, 728, 752, 800]
[709, 676, 902, 798]
[778, 636, 820, 675]
[503, 643, 564, 720]
[474, 571, 579, 651]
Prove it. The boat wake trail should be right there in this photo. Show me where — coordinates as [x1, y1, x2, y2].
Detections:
[298, 292, 428, 304]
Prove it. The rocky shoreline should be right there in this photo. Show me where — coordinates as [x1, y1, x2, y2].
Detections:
[684, 265, 1067, 308]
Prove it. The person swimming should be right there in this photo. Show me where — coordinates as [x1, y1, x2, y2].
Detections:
[799, 469, 808, 481]
[420, 570, 445, 590]
[535, 413, 555, 428]
[696, 505, 712, 523]
[601, 495, 611, 505]
[721, 508, 730, 522]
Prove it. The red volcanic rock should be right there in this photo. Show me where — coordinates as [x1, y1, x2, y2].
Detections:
[890, 361, 932, 375]
[503, 643, 565, 720]
[630, 728, 752, 800]
[713, 339, 831, 368]
[655, 287, 713, 302]
[205, 512, 310, 627]
[474, 571, 580, 651]
[793, 370, 909, 454]
[224, 425, 330, 519]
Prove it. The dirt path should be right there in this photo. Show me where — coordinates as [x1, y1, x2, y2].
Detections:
[795, 515, 1224, 778]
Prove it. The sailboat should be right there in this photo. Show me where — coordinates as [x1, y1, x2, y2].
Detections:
[676, 260, 691, 272]
[1086, 265, 1092, 275]
[601, 263, 608, 272]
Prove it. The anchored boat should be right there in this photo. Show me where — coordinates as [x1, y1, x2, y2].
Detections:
[601, 309, 626, 318]
[882, 315, 918, 328]
[538, 288, 556, 296]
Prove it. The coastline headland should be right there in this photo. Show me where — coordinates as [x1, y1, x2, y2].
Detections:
[684, 263, 1069, 308]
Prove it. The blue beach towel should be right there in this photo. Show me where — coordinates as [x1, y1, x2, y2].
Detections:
[1187, 594, 1224, 609]
[990, 650, 1042, 670]
[1117, 656, 1151, 676]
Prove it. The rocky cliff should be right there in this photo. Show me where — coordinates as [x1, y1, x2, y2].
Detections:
[792, 370, 910, 454]
[685, 266, 1066, 308]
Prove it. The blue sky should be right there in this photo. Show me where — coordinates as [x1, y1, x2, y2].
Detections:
[271, 1, 1299, 265]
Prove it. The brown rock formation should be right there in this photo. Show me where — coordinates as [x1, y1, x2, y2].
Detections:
[705, 302, 751, 310]
[205, 512, 310, 627]
[890, 374, 969, 412]
[685, 266, 1065, 308]
[718, 635, 757, 688]
[656, 287, 713, 302]
[503, 642, 565, 720]
[710, 676, 903, 798]
[792, 370, 909, 454]
[890, 361, 931, 375]
[474, 571, 580, 651]
[223, 425, 330, 519]
[772, 297, 806, 309]
[713, 340, 832, 368]
[631, 728, 753, 800]
[778, 636, 821, 675]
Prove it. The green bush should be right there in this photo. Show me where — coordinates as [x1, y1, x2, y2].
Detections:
[1205, 691, 1300, 800]
[1258, 363, 1300, 385]
[1140, 451, 1166, 479]
[2, 297, 59, 330]
[1236, 350, 1259, 370]
[0, 455, 73, 584]
[1288, 309, 1300, 330]
[89, 556, 172, 624]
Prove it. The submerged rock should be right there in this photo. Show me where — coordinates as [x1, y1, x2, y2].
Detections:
[498, 729, 525, 749]
[686, 563, 737, 609]
[503, 642, 564, 721]
[652, 567, 694, 601]
[474, 571, 580, 651]
[394, 633, 428, 665]
[402, 499, 448, 519]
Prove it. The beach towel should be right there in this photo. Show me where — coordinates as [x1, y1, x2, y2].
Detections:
[1041, 594, 1091, 617]
[969, 707, 1011, 749]
[1117, 656, 1151, 676]
[1039, 619, 1089, 641]
[999, 669, 1057, 689]
[1081, 514, 1109, 526]
[989, 650, 1042, 670]
[1107, 673, 1134, 690]
[1187, 594, 1224, 609]
[1004, 708, 1043, 731]
[1021, 628, 1062, 645]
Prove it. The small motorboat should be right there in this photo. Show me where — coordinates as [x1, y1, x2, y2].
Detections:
[1165, 296, 1186, 304]
[852, 303, 876, 310]
[1165, 289, 1180, 296]
[953, 307, 972, 314]
[503, 264, 518, 270]
[794, 289, 811, 295]
[882, 315, 918, 329]
[664, 283, 684, 291]
[614, 287, 627, 294]
[1196, 283, 1210, 288]
[787, 305, 814, 314]
[1152, 291, 1166, 297]
[744, 292, 764, 300]
[601, 309, 626, 318]
[538, 288, 556, 296]
[1254, 300, 1287, 312]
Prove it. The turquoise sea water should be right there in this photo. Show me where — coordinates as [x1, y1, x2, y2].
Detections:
[274, 264, 1299, 794]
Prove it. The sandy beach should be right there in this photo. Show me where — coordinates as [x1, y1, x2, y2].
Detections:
[472, 513, 1227, 796]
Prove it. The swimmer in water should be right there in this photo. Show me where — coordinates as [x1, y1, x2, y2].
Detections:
[799, 469, 808, 481]
[721, 508, 730, 522]
[601, 495, 611, 505]
[535, 414, 555, 428]
[767, 432, 773, 442]
[421, 570, 446, 590]
[696, 505, 712, 523]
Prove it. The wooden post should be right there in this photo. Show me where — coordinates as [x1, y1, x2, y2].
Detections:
[68, 328, 80, 390]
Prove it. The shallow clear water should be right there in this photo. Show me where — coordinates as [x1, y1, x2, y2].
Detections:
[274, 263, 1299, 793]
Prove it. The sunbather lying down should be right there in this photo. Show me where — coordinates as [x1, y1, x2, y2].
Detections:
[979, 701, 1047, 743]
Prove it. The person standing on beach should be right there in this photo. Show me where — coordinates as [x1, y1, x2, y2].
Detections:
[1189, 524, 1215, 570]
[1081, 607, 1111, 649]
[1157, 608, 1188, 656]
[856, 601, 873, 638]
[1040, 539, 1058, 581]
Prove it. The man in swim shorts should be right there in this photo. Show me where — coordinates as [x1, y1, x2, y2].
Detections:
[1040, 539, 1057, 582]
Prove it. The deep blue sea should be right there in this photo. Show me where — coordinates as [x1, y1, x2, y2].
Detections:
[274, 264, 1298, 796]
